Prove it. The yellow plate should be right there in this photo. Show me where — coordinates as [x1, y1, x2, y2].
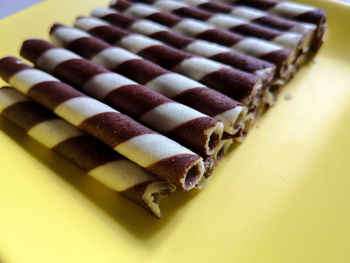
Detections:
[1, 0, 350, 262]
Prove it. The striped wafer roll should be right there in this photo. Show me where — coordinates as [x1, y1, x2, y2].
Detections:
[50, 24, 247, 136]
[109, 0, 294, 78]
[91, 7, 276, 87]
[74, 17, 263, 109]
[0, 56, 204, 190]
[217, 0, 326, 51]
[125, 0, 307, 53]
[20, 39, 224, 156]
[177, 0, 318, 52]
[0, 87, 175, 218]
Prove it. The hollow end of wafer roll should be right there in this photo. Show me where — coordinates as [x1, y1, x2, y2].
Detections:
[225, 105, 247, 137]
[179, 158, 204, 191]
[213, 134, 233, 162]
[204, 121, 223, 155]
[141, 180, 176, 218]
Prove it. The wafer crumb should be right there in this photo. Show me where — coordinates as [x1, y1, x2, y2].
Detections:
[284, 94, 292, 100]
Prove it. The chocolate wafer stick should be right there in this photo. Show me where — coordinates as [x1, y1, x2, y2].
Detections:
[125, 0, 307, 53]
[21, 39, 224, 156]
[50, 24, 247, 136]
[0, 56, 204, 190]
[217, 0, 326, 52]
[91, 8, 275, 84]
[74, 17, 263, 110]
[0, 86, 175, 218]
[177, 0, 318, 53]
[109, 0, 295, 77]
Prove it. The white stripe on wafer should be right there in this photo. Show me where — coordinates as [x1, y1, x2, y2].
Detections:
[55, 97, 116, 126]
[82, 72, 137, 100]
[118, 34, 163, 53]
[115, 133, 195, 167]
[140, 102, 206, 132]
[9, 69, 59, 93]
[91, 47, 141, 69]
[28, 119, 84, 148]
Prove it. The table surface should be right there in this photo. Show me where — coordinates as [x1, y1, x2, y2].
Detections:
[1, 0, 350, 263]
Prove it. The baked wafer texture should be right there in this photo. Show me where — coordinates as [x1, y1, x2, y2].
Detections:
[175, 0, 318, 53]
[50, 24, 247, 136]
[216, 0, 326, 52]
[0, 56, 204, 190]
[0, 86, 175, 218]
[21, 38, 224, 156]
[124, 0, 308, 54]
[73, 17, 263, 110]
[109, 0, 295, 78]
[91, 7, 276, 85]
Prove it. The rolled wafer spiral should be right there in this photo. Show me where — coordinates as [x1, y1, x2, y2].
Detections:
[174, 0, 317, 53]
[20, 38, 224, 156]
[0, 56, 204, 190]
[124, 0, 308, 54]
[49, 24, 248, 136]
[0, 87, 175, 218]
[73, 16, 263, 111]
[109, 0, 295, 77]
[215, 0, 326, 51]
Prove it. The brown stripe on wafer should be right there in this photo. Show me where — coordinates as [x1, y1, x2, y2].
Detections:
[233, 0, 275, 10]
[137, 45, 192, 69]
[148, 30, 194, 49]
[0, 57, 32, 82]
[53, 135, 124, 171]
[2, 100, 55, 130]
[66, 37, 111, 59]
[114, 59, 168, 85]
[230, 23, 280, 39]
[199, 68, 257, 101]
[196, 28, 243, 46]
[29, 81, 83, 110]
[89, 24, 130, 43]
[199, 1, 233, 13]
[103, 84, 171, 117]
[173, 87, 242, 117]
[147, 153, 201, 188]
[173, 6, 212, 20]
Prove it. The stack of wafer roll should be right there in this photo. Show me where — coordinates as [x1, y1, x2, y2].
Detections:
[109, 0, 296, 78]
[0, 87, 175, 218]
[0, 56, 205, 191]
[73, 16, 264, 112]
[179, 0, 319, 51]
[49, 24, 248, 137]
[88, 8, 279, 105]
[20, 39, 226, 157]
[122, 0, 309, 54]
[216, 0, 326, 51]
[0, 0, 326, 218]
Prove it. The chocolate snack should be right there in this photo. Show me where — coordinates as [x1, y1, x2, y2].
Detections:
[91, 8, 280, 107]
[0, 56, 204, 190]
[177, 0, 317, 53]
[0, 87, 175, 218]
[50, 24, 247, 136]
[74, 16, 263, 110]
[125, 0, 307, 53]
[20, 39, 224, 156]
[91, 8, 275, 85]
[217, 0, 326, 52]
[109, 0, 295, 77]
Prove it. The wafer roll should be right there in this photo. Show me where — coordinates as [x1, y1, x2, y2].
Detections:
[50, 24, 247, 136]
[74, 17, 263, 109]
[110, 0, 294, 77]
[213, 133, 233, 161]
[21, 39, 224, 156]
[178, 0, 317, 53]
[0, 87, 175, 218]
[0, 56, 204, 190]
[217, 0, 326, 51]
[126, 0, 307, 53]
[92, 8, 276, 90]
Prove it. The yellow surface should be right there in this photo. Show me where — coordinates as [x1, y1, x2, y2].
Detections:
[0, 0, 350, 262]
